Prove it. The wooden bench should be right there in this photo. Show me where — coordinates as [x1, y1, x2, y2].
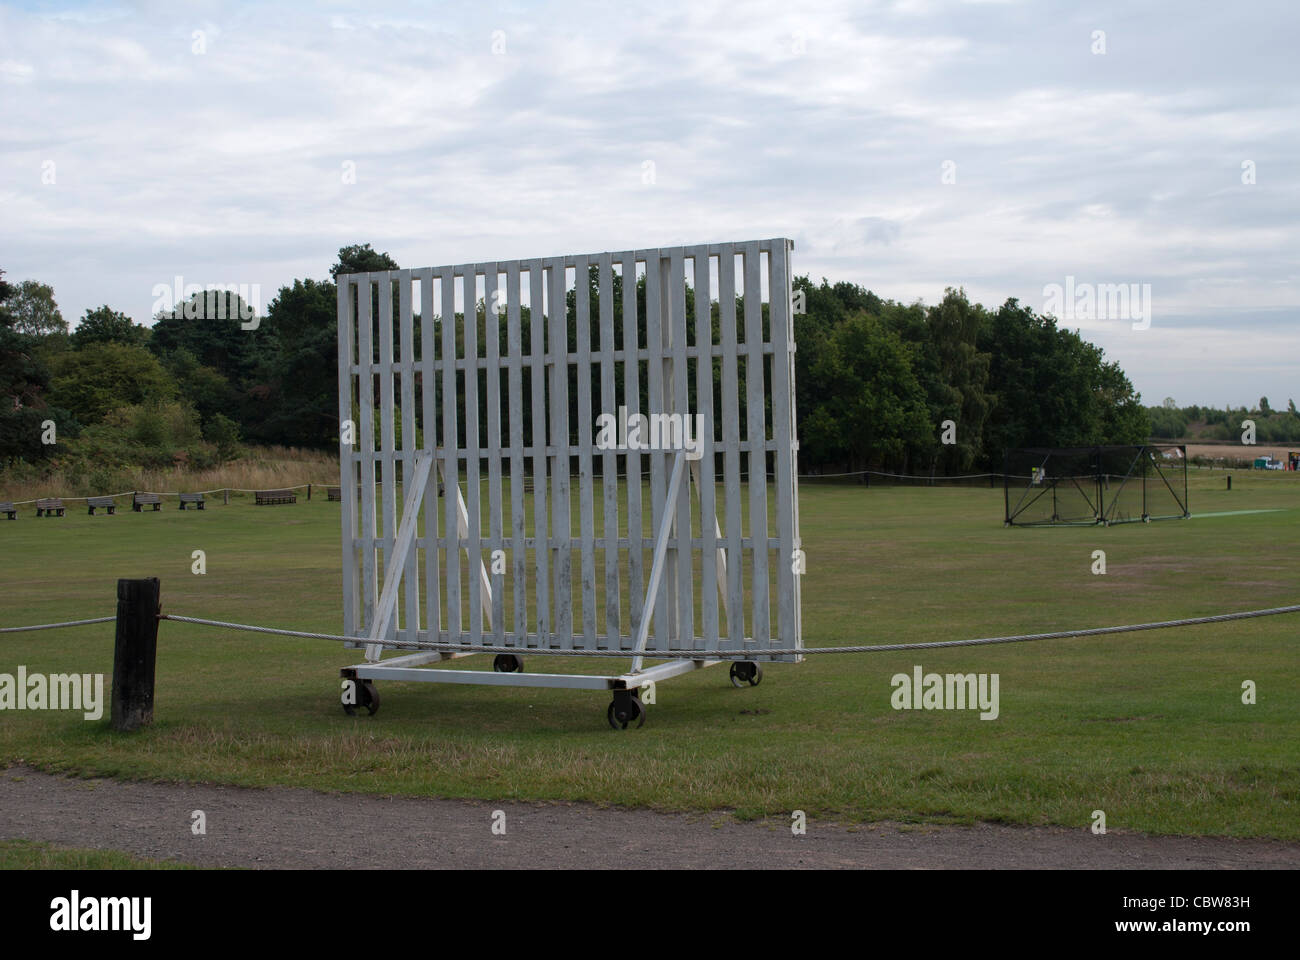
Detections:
[36, 498, 65, 517]
[0, 502, 16, 520]
[255, 489, 297, 506]
[327, 486, 342, 502]
[132, 492, 162, 512]
[178, 493, 205, 510]
[86, 496, 117, 516]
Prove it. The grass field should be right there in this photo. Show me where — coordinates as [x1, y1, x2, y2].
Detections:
[1, 471, 1297, 839]
[0, 839, 198, 870]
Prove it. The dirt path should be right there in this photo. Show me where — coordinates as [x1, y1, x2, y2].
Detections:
[2, 766, 1296, 869]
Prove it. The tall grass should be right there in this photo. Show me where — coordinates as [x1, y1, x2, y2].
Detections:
[0, 446, 339, 501]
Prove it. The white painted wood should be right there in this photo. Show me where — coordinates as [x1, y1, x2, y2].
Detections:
[366, 452, 432, 662]
[337, 239, 800, 670]
[484, 265, 505, 645]
[620, 253, 642, 651]
[742, 241, 770, 645]
[547, 261, 571, 649]
[337, 277, 359, 639]
[527, 260, 549, 648]
[574, 255, 597, 649]
[505, 263, 527, 639]
[419, 269, 441, 641]
[598, 252, 620, 649]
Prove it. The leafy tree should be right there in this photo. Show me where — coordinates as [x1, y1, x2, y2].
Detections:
[8, 280, 66, 336]
[46, 343, 177, 422]
[71, 305, 149, 348]
[330, 243, 400, 280]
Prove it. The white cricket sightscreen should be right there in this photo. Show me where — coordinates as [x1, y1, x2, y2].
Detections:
[336, 239, 801, 677]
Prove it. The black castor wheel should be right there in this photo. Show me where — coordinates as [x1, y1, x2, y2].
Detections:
[343, 678, 380, 716]
[493, 653, 525, 673]
[607, 690, 645, 730]
[730, 661, 763, 688]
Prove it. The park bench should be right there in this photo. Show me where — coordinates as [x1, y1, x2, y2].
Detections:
[327, 486, 342, 501]
[178, 493, 205, 510]
[1, 502, 15, 520]
[133, 492, 162, 512]
[86, 496, 117, 516]
[255, 489, 297, 505]
[36, 498, 65, 517]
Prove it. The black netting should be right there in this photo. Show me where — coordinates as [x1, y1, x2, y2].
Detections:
[1005, 445, 1187, 526]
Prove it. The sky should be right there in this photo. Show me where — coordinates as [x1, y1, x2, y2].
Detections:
[1, 0, 1296, 409]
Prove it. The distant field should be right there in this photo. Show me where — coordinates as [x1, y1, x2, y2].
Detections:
[1186, 443, 1296, 463]
[0, 472, 1297, 839]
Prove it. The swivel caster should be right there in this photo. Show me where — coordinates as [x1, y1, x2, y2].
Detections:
[607, 690, 645, 730]
[493, 654, 525, 673]
[730, 661, 763, 688]
[342, 678, 380, 716]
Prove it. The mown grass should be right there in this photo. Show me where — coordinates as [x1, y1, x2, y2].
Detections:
[0, 468, 1296, 838]
[0, 839, 198, 870]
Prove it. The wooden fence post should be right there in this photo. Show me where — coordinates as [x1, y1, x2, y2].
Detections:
[111, 578, 160, 732]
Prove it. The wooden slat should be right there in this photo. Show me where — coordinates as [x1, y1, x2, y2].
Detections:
[505, 262, 527, 642]
[768, 241, 799, 651]
[692, 246, 718, 647]
[356, 275, 378, 640]
[398, 270, 419, 642]
[378, 274, 398, 643]
[419, 269, 440, 641]
[598, 253, 620, 649]
[644, 251, 668, 651]
[547, 260, 571, 649]
[463, 268, 483, 644]
[439, 265, 461, 641]
[336, 277, 359, 638]
[574, 255, 597, 649]
[528, 260, 549, 647]
[742, 241, 769, 645]
[484, 265, 505, 645]
[669, 248, 694, 649]
[620, 253, 642, 650]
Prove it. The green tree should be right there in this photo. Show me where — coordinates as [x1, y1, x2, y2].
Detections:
[71, 305, 148, 348]
[8, 280, 66, 336]
[46, 343, 178, 422]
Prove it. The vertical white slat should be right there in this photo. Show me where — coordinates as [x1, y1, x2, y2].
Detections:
[505, 263, 527, 642]
[598, 252, 620, 649]
[692, 246, 718, 648]
[484, 265, 505, 645]
[547, 259, 572, 649]
[768, 240, 799, 652]
[528, 260, 549, 647]
[337, 276, 359, 638]
[378, 273, 398, 644]
[574, 255, 597, 649]
[669, 248, 694, 650]
[718, 245, 744, 644]
[357, 275, 378, 638]
[643, 250, 668, 651]
[398, 270, 419, 642]
[620, 253, 642, 650]
[440, 265, 461, 643]
[463, 268, 483, 645]
[742, 241, 770, 645]
[419, 269, 440, 641]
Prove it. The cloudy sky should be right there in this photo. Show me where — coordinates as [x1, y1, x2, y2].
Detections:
[2, 0, 1296, 408]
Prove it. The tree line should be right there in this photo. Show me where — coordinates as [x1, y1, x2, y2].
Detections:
[1, 245, 1155, 485]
